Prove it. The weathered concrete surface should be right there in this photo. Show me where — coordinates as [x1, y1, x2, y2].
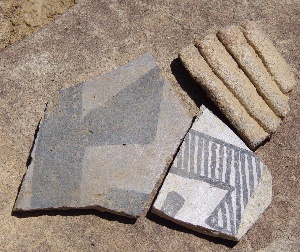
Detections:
[0, 0, 299, 251]
[152, 107, 272, 240]
[13, 54, 192, 217]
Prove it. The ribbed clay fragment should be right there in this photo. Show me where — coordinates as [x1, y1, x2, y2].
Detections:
[217, 25, 290, 118]
[242, 21, 296, 94]
[195, 34, 281, 133]
[179, 45, 269, 149]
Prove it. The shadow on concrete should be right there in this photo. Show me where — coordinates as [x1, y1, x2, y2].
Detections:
[11, 208, 136, 225]
[147, 212, 238, 248]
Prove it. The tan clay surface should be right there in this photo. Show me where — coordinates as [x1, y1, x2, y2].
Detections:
[196, 34, 281, 134]
[179, 44, 268, 149]
[0, 0, 299, 251]
[243, 21, 296, 94]
[218, 25, 290, 118]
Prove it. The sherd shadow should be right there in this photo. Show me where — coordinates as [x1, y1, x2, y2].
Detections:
[170, 57, 242, 138]
[147, 212, 238, 248]
[12, 208, 136, 225]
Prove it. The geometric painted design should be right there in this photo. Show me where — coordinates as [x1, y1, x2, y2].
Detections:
[170, 130, 265, 235]
[13, 54, 192, 218]
[30, 67, 164, 209]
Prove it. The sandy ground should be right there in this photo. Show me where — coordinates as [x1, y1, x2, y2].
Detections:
[0, 0, 299, 251]
[0, 0, 77, 50]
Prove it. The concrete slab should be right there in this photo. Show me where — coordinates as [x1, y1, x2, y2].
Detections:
[152, 106, 272, 240]
[13, 54, 192, 218]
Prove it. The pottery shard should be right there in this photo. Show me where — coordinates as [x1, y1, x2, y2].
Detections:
[242, 21, 296, 94]
[179, 44, 268, 150]
[13, 54, 192, 218]
[196, 34, 281, 134]
[217, 25, 290, 118]
[152, 106, 272, 241]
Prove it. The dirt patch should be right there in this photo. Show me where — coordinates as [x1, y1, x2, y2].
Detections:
[0, 0, 77, 50]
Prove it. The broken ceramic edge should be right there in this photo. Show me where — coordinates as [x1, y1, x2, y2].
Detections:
[13, 53, 193, 219]
[152, 105, 272, 240]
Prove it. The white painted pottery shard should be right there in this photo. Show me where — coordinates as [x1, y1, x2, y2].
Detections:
[152, 106, 272, 240]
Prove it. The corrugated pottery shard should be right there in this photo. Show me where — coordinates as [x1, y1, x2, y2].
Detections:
[152, 106, 272, 240]
[180, 22, 296, 150]
[14, 54, 192, 218]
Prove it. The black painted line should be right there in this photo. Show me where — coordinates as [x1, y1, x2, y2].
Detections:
[247, 155, 255, 196]
[240, 153, 248, 208]
[234, 150, 242, 229]
[225, 148, 232, 184]
[190, 131, 196, 174]
[203, 139, 209, 177]
[218, 145, 224, 181]
[210, 143, 217, 179]
[196, 136, 203, 175]
[221, 203, 227, 230]
[226, 194, 236, 235]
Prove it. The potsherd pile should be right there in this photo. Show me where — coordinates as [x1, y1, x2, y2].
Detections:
[179, 22, 296, 150]
[14, 22, 288, 241]
[13, 54, 192, 218]
[152, 106, 272, 241]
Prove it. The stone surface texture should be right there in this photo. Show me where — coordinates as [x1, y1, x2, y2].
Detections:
[152, 106, 272, 241]
[179, 45, 268, 149]
[14, 54, 192, 218]
[0, 0, 299, 251]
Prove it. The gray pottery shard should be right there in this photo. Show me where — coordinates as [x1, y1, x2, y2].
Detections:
[14, 54, 192, 218]
[152, 106, 272, 240]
